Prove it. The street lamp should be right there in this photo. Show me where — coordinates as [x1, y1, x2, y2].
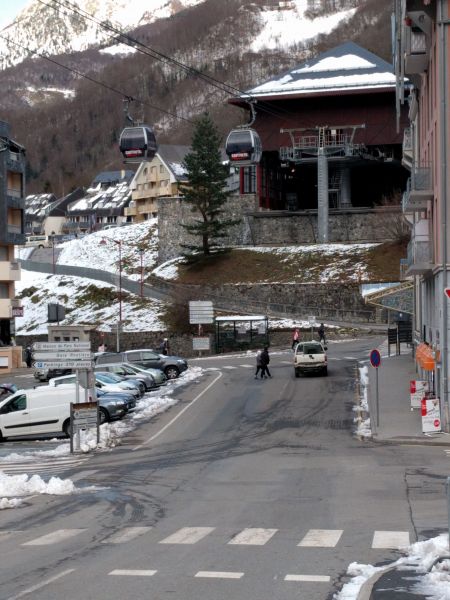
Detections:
[138, 247, 144, 298]
[100, 238, 122, 351]
[50, 231, 56, 274]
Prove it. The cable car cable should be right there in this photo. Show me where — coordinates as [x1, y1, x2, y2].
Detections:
[35, 0, 293, 123]
[0, 34, 194, 125]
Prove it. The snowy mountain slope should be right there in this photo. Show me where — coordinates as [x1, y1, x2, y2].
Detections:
[0, 0, 206, 70]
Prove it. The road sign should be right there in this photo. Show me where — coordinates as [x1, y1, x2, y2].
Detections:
[189, 301, 214, 324]
[33, 361, 93, 369]
[193, 337, 210, 351]
[32, 351, 92, 360]
[32, 342, 91, 351]
[12, 306, 24, 317]
[445, 288, 450, 298]
[370, 349, 381, 368]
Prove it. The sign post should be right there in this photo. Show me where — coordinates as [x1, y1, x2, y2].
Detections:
[370, 349, 381, 429]
[189, 301, 214, 356]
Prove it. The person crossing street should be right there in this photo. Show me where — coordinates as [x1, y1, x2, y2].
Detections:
[260, 347, 271, 378]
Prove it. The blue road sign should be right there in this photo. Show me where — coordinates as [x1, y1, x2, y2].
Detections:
[370, 349, 381, 368]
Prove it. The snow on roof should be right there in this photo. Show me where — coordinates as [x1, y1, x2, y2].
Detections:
[68, 181, 131, 212]
[246, 42, 397, 99]
[216, 316, 267, 322]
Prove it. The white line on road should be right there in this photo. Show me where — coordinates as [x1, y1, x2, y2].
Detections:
[228, 528, 277, 545]
[133, 371, 223, 451]
[102, 527, 152, 544]
[195, 571, 244, 579]
[109, 569, 157, 577]
[372, 531, 410, 549]
[239, 364, 253, 368]
[223, 366, 237, 370]
[22, 529, 86, 546]
[284, 574, 330, 582]
[159, 526, 215, 545]
[298, 529, 343, 547]
[5, 569, 75, 600]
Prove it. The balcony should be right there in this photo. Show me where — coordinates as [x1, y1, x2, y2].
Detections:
[402, 166, 432, 213]
[404, 11, 432, 75]
[402, 128, 413, 169]
[0, 261, 20, 282]
[0, 298, 20, 319]
[404, 219, 434, 276]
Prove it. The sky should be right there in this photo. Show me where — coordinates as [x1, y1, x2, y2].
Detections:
[0, 1, 29, 29]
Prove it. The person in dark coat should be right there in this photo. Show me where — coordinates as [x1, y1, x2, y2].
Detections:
[260, 347, 271, 378]
[25, 346, 32, 368]
[159, 338, 170, 356]
[318, 323, 326, 344]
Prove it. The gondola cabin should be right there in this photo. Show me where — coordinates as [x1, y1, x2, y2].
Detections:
[119, 126, 158, 163]
[225, 128, 262, 166]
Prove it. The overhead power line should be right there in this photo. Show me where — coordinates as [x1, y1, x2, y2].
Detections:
[0, 33, 193, 124]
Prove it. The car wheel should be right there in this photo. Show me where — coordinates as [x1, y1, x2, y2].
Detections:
[165, 366, 179, 380]
[295, 368, 301, 378]
[323, 366, 328, 376]
[99, 407, 109, 424]
[63, 419, 71, 437]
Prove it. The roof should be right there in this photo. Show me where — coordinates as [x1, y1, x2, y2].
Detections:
[243, 42, 397, 100]
[158, 144, 190, 181]
[91, 170, 135, 185]
[68, 181, 131, 213]
[25, 194, 57, 219]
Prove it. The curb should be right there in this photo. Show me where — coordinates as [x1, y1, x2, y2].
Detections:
[356, 566, 396, 600]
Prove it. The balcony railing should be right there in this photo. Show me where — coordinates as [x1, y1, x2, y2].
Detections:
[405, 27, 429, 74]
[402, 165, 433, 213]
[404, 224, 433, 276]
[402, 128, 413, 167]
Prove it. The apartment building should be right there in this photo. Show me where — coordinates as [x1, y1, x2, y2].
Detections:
[394, 0, 450, 429]
[0, 120, 25, 352]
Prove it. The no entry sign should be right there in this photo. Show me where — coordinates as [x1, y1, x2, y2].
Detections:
[370, 349, 381, 368]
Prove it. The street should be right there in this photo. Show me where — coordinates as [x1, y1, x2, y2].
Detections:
[0, 338, 449, 600]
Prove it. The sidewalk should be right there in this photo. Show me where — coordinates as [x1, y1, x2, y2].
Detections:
[359, 344, 450, 600]
[367, 344, 450, 446]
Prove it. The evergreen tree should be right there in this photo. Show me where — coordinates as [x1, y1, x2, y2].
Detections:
[180, 113, 238, 256]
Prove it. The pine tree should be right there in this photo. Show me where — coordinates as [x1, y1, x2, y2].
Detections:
[180, 113, 238, 257]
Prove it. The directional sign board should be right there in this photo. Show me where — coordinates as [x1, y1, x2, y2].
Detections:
[33, 342, 91, 351]
[33, 352, 92, 361]
[370, 349, 381, 368]
[33, 361, 93, 369]
[189, 301, 214, 324]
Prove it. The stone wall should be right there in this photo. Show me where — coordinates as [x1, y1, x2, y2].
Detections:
[157, 195, 401, 262]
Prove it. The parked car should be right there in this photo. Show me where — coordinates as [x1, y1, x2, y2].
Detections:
[94, 363, 156, 391]
[294, 340, 328, 377]
[0, 383, 18, 400]
[95, 388, 136, 414]
[34, 367, 72, 382]
[0, 386, 127, 440]
[95, 372, 145, 397]
[95, 349, 188, 380]
[122, 363, 167, 387]
[48, 373, 141, 400]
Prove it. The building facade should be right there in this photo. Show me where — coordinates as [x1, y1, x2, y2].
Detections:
[0, 120, 25, 348]
[394, 0, 450, 430]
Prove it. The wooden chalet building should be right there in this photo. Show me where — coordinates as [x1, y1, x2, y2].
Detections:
[229, 42, 409, 238]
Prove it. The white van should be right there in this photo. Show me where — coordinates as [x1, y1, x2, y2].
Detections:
[25, 235, 52, 248]
[0, 387, 76, 440]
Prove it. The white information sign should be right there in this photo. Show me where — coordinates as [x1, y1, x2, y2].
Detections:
[410, 380, 429, 409]
[308, 315, 317, 325]
[421, 397, 442, 433]
[189, 301, 214, 324]
[193, 337, 210, 351]
[33, 352, 92, 361]
[33, 360, 93, 369]
[33, 342, 91, 351]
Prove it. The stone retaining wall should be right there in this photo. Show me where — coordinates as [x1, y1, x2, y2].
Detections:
[157, 195, 401, 262]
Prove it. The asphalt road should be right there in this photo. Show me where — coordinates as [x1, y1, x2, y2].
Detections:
[0, 338, 449, 600]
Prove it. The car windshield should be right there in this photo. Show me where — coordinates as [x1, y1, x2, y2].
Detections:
[302, 344, 323, 355]
[97, 373, 122, 383]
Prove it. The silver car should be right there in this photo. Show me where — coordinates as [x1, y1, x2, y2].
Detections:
[94, 363, 156, 391]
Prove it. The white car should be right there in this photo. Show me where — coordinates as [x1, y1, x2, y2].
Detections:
[48, 374, 140, 399]
[294, 340, 328, 377]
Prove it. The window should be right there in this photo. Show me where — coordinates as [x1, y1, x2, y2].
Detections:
[4, 394, 26, 412]
[242, 167, 256, 193]
[142, 352, 159, 360]
[126, 352, 141, 361]
[159, 165, 165, 174]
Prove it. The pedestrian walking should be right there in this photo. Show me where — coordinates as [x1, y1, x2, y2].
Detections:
[318, 323, 326, 344]
[260, 347, 271, 378]
[255, 349, 263, 379]
[292, 327, 300, 350]
[97, 343, 106, 353]
[25, 345, 32, 368]
[159, 338, 170, 356]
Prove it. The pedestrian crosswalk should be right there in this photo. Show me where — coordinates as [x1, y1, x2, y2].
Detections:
[0, 454, 91, 476]
[6, 525, 411, 551]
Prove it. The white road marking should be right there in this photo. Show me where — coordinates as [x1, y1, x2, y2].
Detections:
[195, 571, 244, 579]
[159, 526, 215, 545]
[133, 371, 223, 451]
[298, 529, 343, 547]
[285, 574, 330, 582]
[5, 569, 75, 600]
[205, 367, 221, 371]
[22, 529, 86, 546]
[102, 527, 152, 544]
[239, 364, 253, 368]
[223, 366, 237, 370]
[281, 360, 292, 364]
[0, 456, 90, 475]
[344, 356, 358, 360]
[228, 528, 277, 545]
[372, 531, 410, 549]
[109, 569, 157, 577]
